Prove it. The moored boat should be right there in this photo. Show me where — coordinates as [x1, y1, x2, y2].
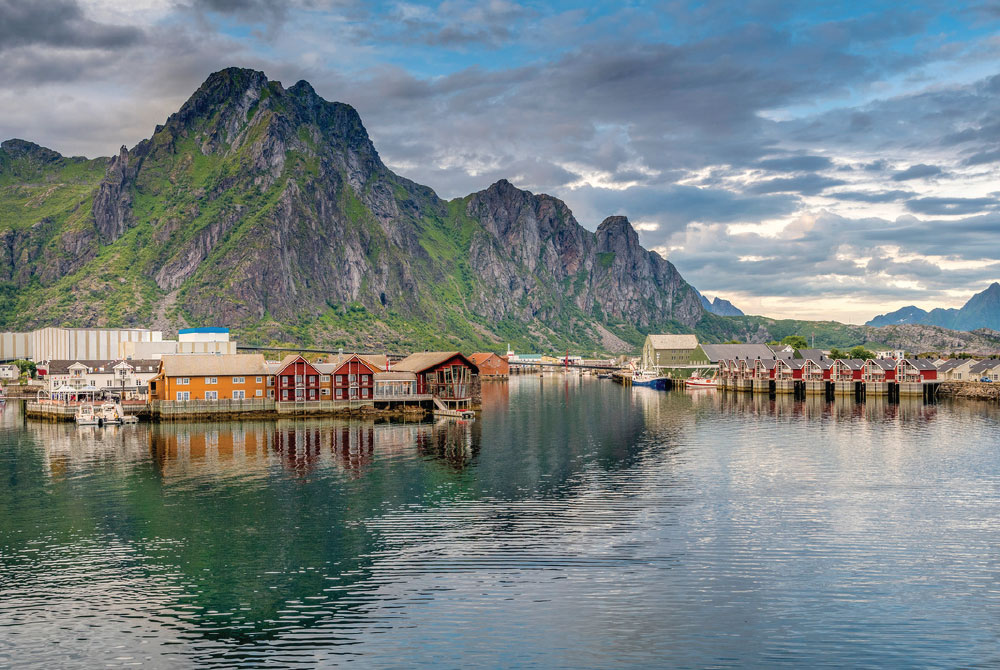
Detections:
[75, 404, 99, 425]
[631, 369, 669, 389]
[685, 375, 717, 389]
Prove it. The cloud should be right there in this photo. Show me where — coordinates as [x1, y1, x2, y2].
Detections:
[829, 189, 915, 203]
[757, 155, 833, 172]
[891, 163, 943, 181]
[905, 197, 997, 215]
[0, 0, 142, 51]
[747, 174, 847, 195]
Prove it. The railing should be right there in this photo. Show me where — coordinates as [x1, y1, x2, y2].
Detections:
[152, 399, 275, 415]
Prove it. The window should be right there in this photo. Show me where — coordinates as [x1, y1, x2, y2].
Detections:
[336, 375, 344, 385]
[361, 374, 370, 384]
[205, 390, 218, 400]
[361, 388, 369, 399]
[321, 375, 330, 383]
[308, 375, 317, 384]
[256, 389, 262, 397]
[267, 376, 274, 386]
[268, 389, 274, 399]
[178, 377, 190, 385]
[349, 387, 358, 399]
[321, 388, 330, 396]
[207, 377, 217, 385]
[256, 376, 262, 384]
[233, 377, 245, 384]
[348, 374, 357, 383]
[336, 388, 345, 399]
[281, 390, 288, 400]
[176, 391, 190, 401]
[283, 375, 292, 385]
[232, 390, 246, 399]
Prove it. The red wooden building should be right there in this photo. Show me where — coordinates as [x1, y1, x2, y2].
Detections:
[831, 359, 864, 382]
[273, 354, 321, 401]
[896, 358, 938, 382]
[469, 352, 509, 378]
[392, 352, 479, 411]
[863, 359, 897, 382]
[319, 354, 380, 400]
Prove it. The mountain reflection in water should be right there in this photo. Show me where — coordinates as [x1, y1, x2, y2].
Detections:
[1, 377, 999, 669]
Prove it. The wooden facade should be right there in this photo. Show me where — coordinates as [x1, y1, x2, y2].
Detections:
[469, 352, 509, 377]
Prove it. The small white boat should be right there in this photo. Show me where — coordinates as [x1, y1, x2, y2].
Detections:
[685, 375, 717, 389]
[98, 403, 122, 425]
[75, 404, 100, 425]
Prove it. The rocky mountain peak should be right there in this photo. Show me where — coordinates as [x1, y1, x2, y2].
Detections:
[596, 215, 640, 254]
[0, 139, 63, 163]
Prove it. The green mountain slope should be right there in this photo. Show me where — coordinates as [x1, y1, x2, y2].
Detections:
[0, 68, 706, 353]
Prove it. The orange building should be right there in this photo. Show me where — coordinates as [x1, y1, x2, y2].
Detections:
[150, 354, 270, 401]
[469, 352, 508, 377]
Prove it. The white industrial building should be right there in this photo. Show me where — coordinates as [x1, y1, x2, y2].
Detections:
[1, 326, 237, 363]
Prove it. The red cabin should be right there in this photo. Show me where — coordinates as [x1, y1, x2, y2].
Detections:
[775, 358, 804, 380]
[831, 359, 864, 382]
[863, 359, 896, 382]
[392, 352, 479, 410]
[274, 354, 321, 401]
[897, 358, 938, 382]
[325, 355, 380, 401]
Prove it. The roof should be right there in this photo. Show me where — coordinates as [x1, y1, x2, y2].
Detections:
[778, 358, 804, 369]
[796, 349, 826, 362]
[469, 352, 504, 365]
[834, 359, 865, 370]
[970, 359, 1000, 374]
[315, 353, 386, 373]
[645, 334, 699, 351]
[46, 359, 161, 375]
[393, 352, 474, 373]
[755, 359, 777, 370]
[700, 343, 774, 362]
[867, 359, 896, 370]
[179, 327, 228, 334]
[936, 359, 967, 372]
[159, 354, 266, 377]
[901, 358, 937, 370]
[374, 371, 417, 381]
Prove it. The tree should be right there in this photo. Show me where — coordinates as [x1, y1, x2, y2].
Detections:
[13, 359, 35, 379]
[724, 339, 743, 344]
[781, 335, 809, 350]
[828, 347, 847, 360]
[848, 345, 875, 361]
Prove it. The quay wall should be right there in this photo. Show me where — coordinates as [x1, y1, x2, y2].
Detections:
[937, 381, 1000, 401]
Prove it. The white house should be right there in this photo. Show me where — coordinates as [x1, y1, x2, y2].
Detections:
[0, 363, 19, 380]
[45, 359, 161, 396]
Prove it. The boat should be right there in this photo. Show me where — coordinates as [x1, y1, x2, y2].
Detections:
[0, 382, 5, 402]
[75, 404, 99, 425]
[97, 403, 123, 425]
[685, 375, 717, 389]
[597, 372, 612, 379]
[631, 369, 669, 389]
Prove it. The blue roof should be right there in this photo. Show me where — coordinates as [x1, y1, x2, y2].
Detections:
[179, 327, 229, 334]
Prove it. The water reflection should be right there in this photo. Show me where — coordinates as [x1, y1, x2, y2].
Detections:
[2, 381, 1000, 668]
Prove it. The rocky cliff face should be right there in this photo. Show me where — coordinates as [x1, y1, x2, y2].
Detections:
[0, 67, 706, 352]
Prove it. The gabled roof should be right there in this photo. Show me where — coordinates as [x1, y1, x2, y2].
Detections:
[970, 359, 1000, 374]
[834, 359, 865, 370]
[469, 352, 504, 366]
[393, 352, 476, 373]
[645, 334, 699, 350]
[867, 358, 896, 370]
[901, 358, 937, 370]
[936, 358, 970, 372]
[315, 354, 385, 374]
[160, 354, 266, 377]
[755, 358, 777, 370]
[796, 349, 826, 362]
[701, 343, 774, 362]
[778, 358, 804, 369]
[271, 354, 320, 375]
[804, 358, 832, 369]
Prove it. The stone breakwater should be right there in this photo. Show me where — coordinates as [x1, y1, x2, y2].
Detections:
[937, 381, 1000, 401]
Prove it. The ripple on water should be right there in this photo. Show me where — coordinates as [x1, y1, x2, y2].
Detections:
[1, 385, 999, 668]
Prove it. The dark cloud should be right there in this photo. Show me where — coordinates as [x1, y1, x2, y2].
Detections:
[747, 173, 847, 195]
[962, 147, 1000, 166]
[757, 155, 833, 172]
[0, 0, 142, 51]
[905, 197, 997, 215]
[829, 189, 915, 203]
[891, 163, 943, 181]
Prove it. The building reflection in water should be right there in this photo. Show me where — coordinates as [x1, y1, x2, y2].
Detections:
[146, 416, 481, 480]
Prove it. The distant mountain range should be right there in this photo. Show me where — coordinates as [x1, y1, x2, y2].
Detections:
[866, 283, 1000, 331]
[698, 292, 744, 317]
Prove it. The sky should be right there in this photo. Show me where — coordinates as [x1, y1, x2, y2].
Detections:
[3, 0, 1000, 323]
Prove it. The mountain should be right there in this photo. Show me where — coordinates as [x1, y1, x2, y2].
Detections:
[866, 283, 1000, 331]
[698, 292, 744, 317]
[0, 67, 705, 352]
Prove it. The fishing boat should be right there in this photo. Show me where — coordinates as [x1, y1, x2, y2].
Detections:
[685, 374, 717, 389]
[631, 369, 669, 389]
[98, 403, 123, 425]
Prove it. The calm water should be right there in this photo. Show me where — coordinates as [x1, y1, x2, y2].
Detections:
[1, 377, 1000, 668]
